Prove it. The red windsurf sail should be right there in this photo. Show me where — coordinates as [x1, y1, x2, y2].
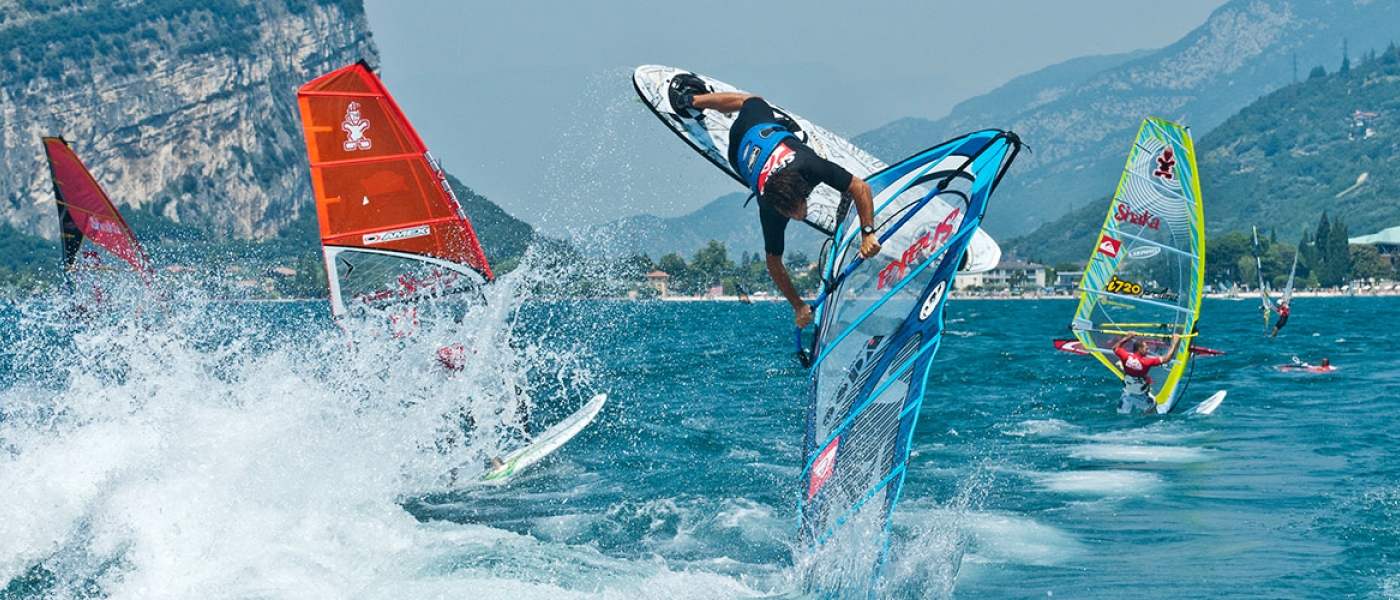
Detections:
[297, 61, 492, 318]
[44, 137, 154, 285]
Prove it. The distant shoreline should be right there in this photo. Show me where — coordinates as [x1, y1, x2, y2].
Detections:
[652, 289, 1400, 302]
[11, 290, 1393, 304]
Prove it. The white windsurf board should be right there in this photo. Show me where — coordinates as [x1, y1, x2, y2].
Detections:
[633, 64, 1001, 273]
[1185, 390, 1226, 415]
[480, 393, 607, 485]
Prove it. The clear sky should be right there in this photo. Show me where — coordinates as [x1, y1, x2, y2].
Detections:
[361, 0, 1228, 235]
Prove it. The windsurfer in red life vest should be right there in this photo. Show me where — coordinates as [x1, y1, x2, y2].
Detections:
[669, 73, 881, 329]
[1270, 299, 1290, 338]
[1110, 332, 1182, 414]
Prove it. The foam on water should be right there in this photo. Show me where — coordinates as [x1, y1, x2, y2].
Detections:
[0, 256, 774, 600]
[1001, 419, 1081, 438]
[960, 512, 1082, 567]
[2, 308, 444, 598]
[1034, 469, 1163, 495]
[1065, 443, 1213, 464]
[12, 281, 1390, 597]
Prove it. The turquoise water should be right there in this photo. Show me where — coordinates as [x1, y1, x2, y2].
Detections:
[2, 290, 1398, 599]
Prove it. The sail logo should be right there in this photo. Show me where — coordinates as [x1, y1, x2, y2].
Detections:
[1096, 235, 1121, 258]
[342, 102, 372, 151]
[89, 217, 123, 236]
[918, 281, 947, 321]
[363, 225, 430, 245]
[755, 145, 795, 195]
[1114, 203, 1160, 230]
[807, 437, 840, 500]
[1057, 340, 1084, 353]
[877, 209, 959, 290]
[425, 151, 463, 208]
[1105, 275, 1143, 296]
[1153, 147, 1176, 179]
[1126, 246, 1162, 260]
[79, 250, 103, 268]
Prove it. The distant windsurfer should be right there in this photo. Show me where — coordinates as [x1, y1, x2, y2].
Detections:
[1270, 299, 1289, 338]
[1110, 332, 1182, 414]
[1284, 356, 1333, 372]
[670, 74, 881, 327]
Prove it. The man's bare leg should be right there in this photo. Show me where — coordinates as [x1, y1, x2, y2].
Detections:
[691, 92, 756, 114]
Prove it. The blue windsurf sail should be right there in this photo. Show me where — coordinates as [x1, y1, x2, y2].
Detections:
[796, 130, 1021, 594]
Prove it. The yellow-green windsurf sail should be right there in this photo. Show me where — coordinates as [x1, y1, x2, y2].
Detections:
[1070, 118, 1205, 413]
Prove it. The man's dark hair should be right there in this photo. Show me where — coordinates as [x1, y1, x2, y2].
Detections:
[761, 169, 814, 216]
[1133, 340, 1149, 354]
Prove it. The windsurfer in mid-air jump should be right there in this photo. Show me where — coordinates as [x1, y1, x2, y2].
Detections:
[1270, 299, 1290, 337]
[668, 74, 882, 328]
[1110, 331, 1182, 414]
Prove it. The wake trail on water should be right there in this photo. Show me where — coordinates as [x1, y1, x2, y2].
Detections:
[0, 250, 763, 600]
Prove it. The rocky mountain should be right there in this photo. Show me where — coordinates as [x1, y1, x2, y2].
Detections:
[854, 0, 1400, 237]
[0, 0, 539, 287]
[0, 0, 374, 242]
[1005, 44, 1400, 266]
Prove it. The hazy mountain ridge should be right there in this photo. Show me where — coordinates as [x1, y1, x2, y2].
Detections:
[1196, 56, 1400, 238]
[855, 50, 1151, 159]
[856, 0, 1400, 237]
[1006, 45, 1400, 265]
[444, 173, 536, 268]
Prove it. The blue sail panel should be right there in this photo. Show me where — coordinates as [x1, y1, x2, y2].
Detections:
[798, 130, 1021, 594]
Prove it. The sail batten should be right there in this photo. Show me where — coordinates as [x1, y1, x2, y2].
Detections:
[1069, 118, 1205, 414]
[1112, 230, 1199, 258]
[322, 215, 466, 241]
[312, 151, 426, 168]
[1077, 288, 1198, 314]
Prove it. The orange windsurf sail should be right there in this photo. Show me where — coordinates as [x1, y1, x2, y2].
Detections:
[297, 61, 492, 317]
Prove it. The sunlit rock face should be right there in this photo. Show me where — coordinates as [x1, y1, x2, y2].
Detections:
[0, 0, 378, 241]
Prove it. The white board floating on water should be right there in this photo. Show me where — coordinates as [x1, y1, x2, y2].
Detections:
[481, 393, 607, 485]
[1185, 390, 1226, 415]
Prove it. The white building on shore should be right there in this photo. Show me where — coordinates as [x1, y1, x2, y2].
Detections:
[955, 259, 1048, 291]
